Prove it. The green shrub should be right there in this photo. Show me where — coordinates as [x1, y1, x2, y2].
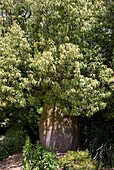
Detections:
[4, 126, 26, 151]
[22, 138, 57, 170]
[0, 126, 26, 161]
[58, 150, 96, 170]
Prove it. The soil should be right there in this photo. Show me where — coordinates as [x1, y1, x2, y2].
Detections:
[0, 152, 23, 170]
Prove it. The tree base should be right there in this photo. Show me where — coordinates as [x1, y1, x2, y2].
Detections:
[39, 105, 80, 152]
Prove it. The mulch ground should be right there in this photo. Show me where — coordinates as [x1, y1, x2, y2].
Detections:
[0, 152, 23, 170]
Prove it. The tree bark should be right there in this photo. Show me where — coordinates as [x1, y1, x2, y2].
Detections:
[39, 105, 80, 153]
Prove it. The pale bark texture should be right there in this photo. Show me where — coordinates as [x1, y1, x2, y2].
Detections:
[39, 105, 80, 152]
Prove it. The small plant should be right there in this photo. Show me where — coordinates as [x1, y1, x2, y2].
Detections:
[41, 147, 57, 170]
[58, 150, 96, 170]
[22, 139, 57, 170]
[23, 137, 32, 170]
[33, 141, 43, 169]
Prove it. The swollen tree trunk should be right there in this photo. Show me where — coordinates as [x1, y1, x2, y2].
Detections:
[39, 105, 80, 152]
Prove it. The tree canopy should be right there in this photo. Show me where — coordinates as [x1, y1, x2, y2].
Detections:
[0, 0, 114, 118]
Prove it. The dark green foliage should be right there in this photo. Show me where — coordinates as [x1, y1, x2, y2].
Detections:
[86, 119, 114, 168]
[0, 142, 10, 161]
[3, 126, 26, 151]
[11, 107, 41, 143]
[22, 137, 57, 170]
[0, 126, 26, 161]
[0, 106, 41, 144]
[58, 150, 96, 170]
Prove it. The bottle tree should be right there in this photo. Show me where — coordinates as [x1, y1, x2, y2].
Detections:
[0, 0, 113, 152]
[28, 0, 113, 152]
